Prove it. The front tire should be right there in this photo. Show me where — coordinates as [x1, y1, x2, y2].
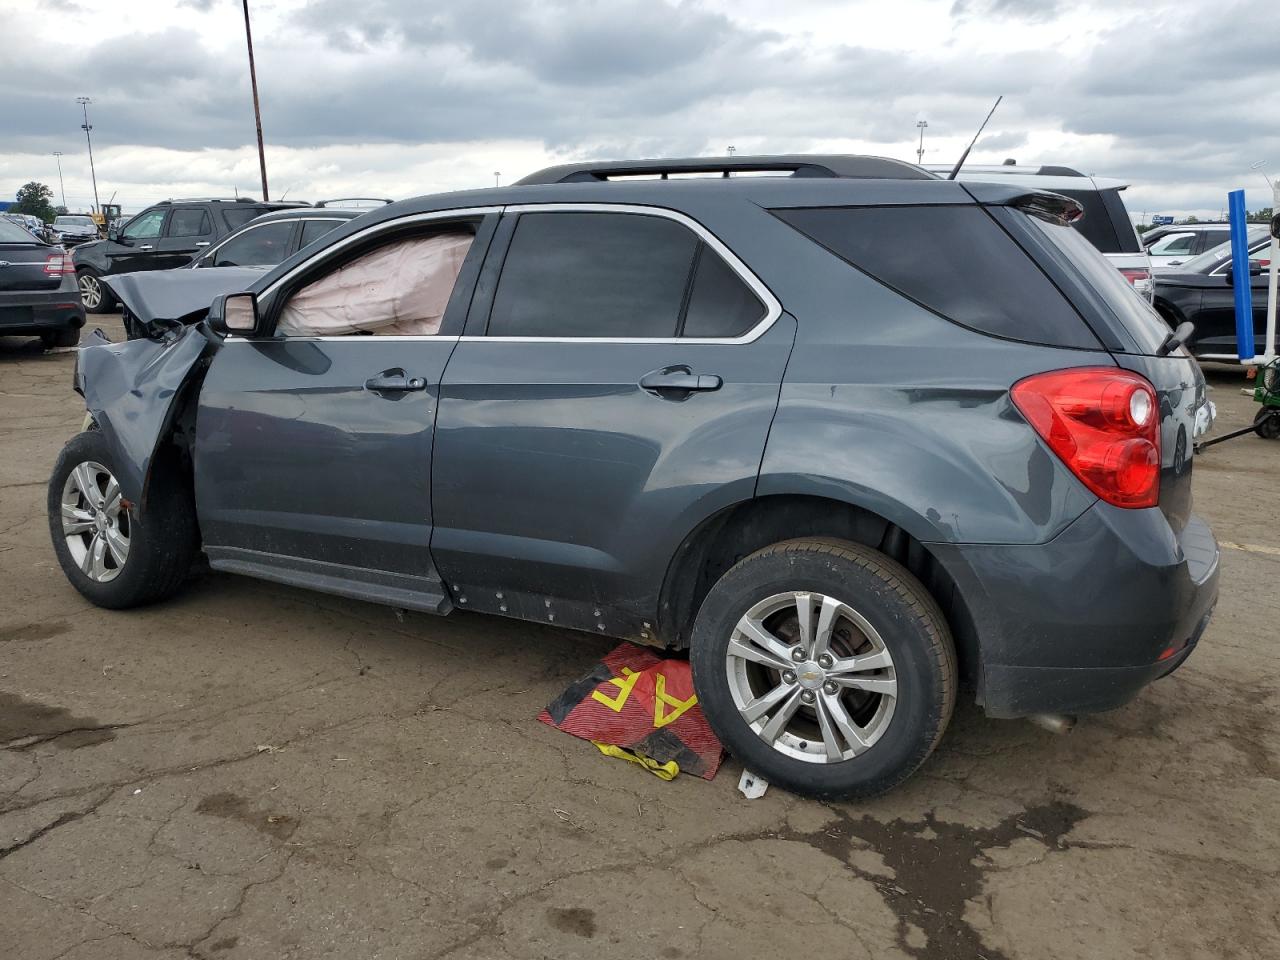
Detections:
[77, 269, 116, 314]
[48, 431, 199, 609]
[690, 538, 956, 799]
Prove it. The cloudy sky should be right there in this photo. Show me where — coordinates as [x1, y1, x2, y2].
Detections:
[1, 0, 1275, 219]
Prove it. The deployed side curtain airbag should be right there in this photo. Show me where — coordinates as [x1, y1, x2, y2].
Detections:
[277, 232, 472, 337]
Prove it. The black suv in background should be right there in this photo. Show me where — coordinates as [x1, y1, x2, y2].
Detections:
[72, 198, 306, 312]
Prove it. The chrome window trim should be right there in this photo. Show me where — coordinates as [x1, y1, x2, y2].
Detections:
[238, 202, 780, 345]
[198, 216, 348, 267]
[1208, 242, 1270, 277]
[460, 202, 782, 345]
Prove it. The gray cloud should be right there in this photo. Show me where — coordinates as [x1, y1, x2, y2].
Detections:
[1, 0, 1276, 214]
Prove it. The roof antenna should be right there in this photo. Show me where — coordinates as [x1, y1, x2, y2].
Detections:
[946, 96, 1003, 181]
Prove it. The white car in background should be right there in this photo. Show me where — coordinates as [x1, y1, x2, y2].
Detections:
[1142, 223, 1237, 272]
[924, 163, 1155, 301]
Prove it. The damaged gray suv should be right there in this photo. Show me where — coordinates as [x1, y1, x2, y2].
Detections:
[48, 156, 1219, 798]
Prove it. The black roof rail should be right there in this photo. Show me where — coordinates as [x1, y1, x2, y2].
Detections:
[1034, 165, 1086, 177]
[154, 197, 309, 205]
[315, 197, 394, 208]
[516, 154, 937, 185]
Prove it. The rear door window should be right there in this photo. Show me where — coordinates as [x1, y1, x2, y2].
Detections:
[166, 208, 212, 238]
[1147, 233, 1196, 257]
[775, 205, 1100, 349]
[488, 212, 698, 338]
[211, 221, 295, 267]
[299, 218, 343, 251]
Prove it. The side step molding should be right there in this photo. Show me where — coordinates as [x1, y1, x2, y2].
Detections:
[205, 546, 453, 616]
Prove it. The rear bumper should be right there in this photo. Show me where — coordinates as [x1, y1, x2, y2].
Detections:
[0, 282, 86, 335]
[932, 506, 1219, 718]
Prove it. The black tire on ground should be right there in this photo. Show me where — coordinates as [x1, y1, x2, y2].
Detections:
[48, 430, 199, 609]
[41, 327, 80, 349]
[1253, 408, 1280, 441]
[689, 537, 957, 800]
[77, 268, 116, 314]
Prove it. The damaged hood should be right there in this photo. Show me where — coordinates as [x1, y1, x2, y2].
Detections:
[102, 267, 264, 330]
[76, 326, 216, 513]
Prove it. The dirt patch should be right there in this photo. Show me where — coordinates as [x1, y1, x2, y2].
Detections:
[0, 620, 70, 643]
[777, 795, 1090, 960]
[0, 691, 121, 749]
[547, 906, 597, 939]
[196, 792, 300, 841]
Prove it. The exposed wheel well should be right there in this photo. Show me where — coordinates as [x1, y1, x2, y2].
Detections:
[657, 494, 980, 689]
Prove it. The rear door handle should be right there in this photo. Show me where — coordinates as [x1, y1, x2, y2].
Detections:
[365, 371, 427, 393]
[195, 241, 210, 247]
[639, 366, 723, 396]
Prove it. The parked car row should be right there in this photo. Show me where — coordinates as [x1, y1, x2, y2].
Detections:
[0, 215, 84, 348]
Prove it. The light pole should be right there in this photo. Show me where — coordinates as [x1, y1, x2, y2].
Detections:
[242, 0, 269, 200]
[76, 97, 101, 215]
[494, 171, 501, 187]
[727, 145, 736, 157]
[915, 120, 928, 165]
[52, 152, 67, 209]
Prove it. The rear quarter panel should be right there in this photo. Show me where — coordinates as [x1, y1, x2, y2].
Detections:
[739, 205, 1102, 545]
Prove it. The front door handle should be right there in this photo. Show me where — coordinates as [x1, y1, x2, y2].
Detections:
[639, 366, 723, 396]
[365, 370, 427, 393]
[139, 244, 154, 251]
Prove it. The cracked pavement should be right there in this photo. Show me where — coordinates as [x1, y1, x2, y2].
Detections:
[2, 319, 1278, 959]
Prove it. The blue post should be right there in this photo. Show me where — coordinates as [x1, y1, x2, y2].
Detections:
[1228, 189, 1254, 361]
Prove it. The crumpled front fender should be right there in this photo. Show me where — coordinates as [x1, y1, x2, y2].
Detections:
[75, 326, 216, 515]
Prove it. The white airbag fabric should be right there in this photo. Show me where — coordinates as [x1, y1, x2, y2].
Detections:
[278, 232, 472, 337]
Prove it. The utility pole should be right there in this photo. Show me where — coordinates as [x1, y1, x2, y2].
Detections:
[242, 0, 269, 201]
[76, 97, 101, 215]
[916, 120, 928, 164]
[52, 152, 67, 209]
[494, 171, 501, 187]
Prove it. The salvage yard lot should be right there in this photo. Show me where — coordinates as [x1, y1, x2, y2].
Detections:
[2, 319, 1277, 960]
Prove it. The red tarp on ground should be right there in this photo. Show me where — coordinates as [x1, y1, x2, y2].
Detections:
[539, 642, 724, 780]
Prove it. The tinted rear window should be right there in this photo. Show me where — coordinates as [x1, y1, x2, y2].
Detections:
[1030, 217, 1170, 355]
[775, 205, 1100, 349]
[0, 219, 38, 243]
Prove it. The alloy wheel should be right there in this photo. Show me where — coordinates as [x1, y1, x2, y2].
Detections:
[78, 273, 102, 310]
[60, 461, 129, 582]
[725, 590, 898, 763]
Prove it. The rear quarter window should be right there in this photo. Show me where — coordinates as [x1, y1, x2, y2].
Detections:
[774, 205, 1102, 349]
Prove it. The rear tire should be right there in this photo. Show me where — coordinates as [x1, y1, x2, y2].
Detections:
[41, 328, 80, 349]
[690, 538, 956, 799]
[77, 269, 116, 314]
[48, 430, 199, 609]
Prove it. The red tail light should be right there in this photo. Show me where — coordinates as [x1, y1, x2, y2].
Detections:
[1011, 367, 1160, 509]
[43, 253, 73, 276]
[1119, 268, 1151, 286]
